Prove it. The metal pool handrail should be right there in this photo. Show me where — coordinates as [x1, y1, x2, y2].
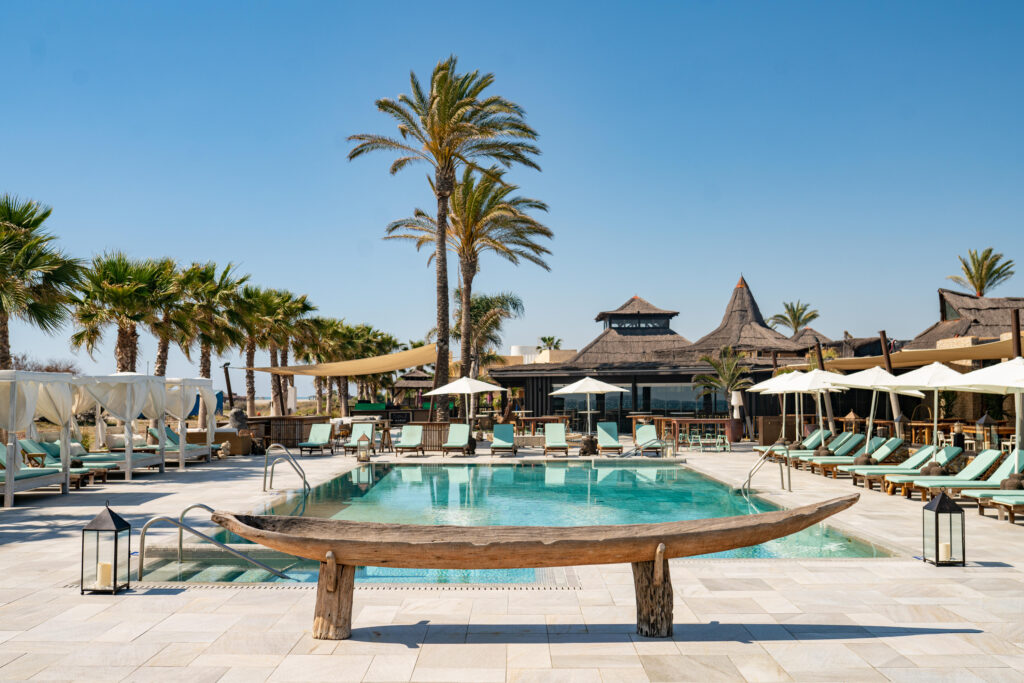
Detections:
[263, 444, 311, 494]
[742, 444, 791, 495]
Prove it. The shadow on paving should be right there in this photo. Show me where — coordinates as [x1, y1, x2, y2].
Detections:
[343, 620, 982, 648]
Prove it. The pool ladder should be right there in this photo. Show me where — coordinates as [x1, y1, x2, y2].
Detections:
[741, 444, 792, 495]
[137, 503, 291, 581]
[262, 444, 311, 494]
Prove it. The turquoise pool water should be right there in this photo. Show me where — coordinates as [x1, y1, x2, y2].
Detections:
[147, 462, 885, 584]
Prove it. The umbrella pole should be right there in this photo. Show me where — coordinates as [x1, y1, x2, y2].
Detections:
[781, 393, 787, 442]
[933, 389, 939, 460]
[1016, 391, 1022, 470]
[867, 390, 877, 455]
[587, 393, 592, 435]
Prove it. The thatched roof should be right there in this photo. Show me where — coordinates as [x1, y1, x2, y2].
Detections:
[689, 277, 804, 353]
[392, 368, 433, 390]
[790, 327, 833, 348]
[569, 327, 693, 367]
[595, 296, 678, 322]
[904, 288, 1024, 350]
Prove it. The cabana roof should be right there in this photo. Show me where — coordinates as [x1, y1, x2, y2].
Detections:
[689, 277, 804, 353]
[595, 296, 678, 322]
[790, 327, 833, 348]
[393, 369, 434, 390]
[905, 288, 1024, 350]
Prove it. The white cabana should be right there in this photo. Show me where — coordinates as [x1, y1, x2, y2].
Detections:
[1, 371, 75, 508]
[426, 377, 507, 425]
[550, 377, 627, 434]
[165, 377, 216, 468]
[943, 357, 1024, 469]
[831, 367, 924, 458]
[885, 362, 965, 452]
[74, 373, 167, 480]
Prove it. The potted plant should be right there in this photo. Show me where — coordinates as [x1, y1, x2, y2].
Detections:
[694, 346, 752, 444]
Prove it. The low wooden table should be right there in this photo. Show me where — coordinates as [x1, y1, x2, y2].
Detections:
[519, 415, 570, 435]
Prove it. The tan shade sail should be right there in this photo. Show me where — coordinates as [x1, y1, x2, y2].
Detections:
[251, 343, 437, 377]
[788, 338, 1015, 371]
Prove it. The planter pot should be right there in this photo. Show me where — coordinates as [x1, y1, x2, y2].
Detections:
[725, 419, 743, 443]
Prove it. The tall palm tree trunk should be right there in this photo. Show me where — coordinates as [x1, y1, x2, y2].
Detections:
[129, 326, 139, 372]
[245, 340, 257, 416]
[459, 265, 474, 381]
[115, 324, 135, 372]
[338, 376, 350, 417]
[269, 346, 283, 416]
[0, 310, 11, 370]
[433, 174, 452, 420]
[326, 380, 334, 414]
[198, 343, 212, 428]
[280, 345, 290, 415]
[154, 339, 170, 376]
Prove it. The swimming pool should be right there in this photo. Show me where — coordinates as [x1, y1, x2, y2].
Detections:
[142, 462, 886, 584]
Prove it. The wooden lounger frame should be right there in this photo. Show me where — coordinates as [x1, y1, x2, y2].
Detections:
[213, 494, 858, 641]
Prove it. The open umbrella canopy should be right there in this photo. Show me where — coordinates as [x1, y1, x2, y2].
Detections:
[784, 369, 847, 393]
[886, 362, 964, 390]
[830, 367, 925, 397]
[550, 377, 627, 395]
[943, 357, 1024, 468]
[425, 377, 507, 396]
[748, 371, 804, 394]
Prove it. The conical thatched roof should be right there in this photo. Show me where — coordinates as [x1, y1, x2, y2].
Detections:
[790, 327, 833, 348]
[392, 368, 434, 390]
[595, 295, 678, 322]
[690, 277, 805, 353]
[569, 327, 692, 367]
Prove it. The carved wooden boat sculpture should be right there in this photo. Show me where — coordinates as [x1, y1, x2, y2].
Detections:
[213, 493, 857, 639]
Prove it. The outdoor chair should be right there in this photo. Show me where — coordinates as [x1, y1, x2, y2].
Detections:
[298, 423, 334, 455]
[803, 436, 897, 478]
[841, 446, 963, 492]
[442, 424, 471, 456]
[394, 425, 425, 457]
[343, 423, 376, 455]
[19, 439, 113, 487]
[635, 424, 666, 457]
[490, 424, 517, 456]
[596, 422, 623, 455]
[885, 448, 1003, 499]
[909, 448, 1022, 500]
[543, 423, 570, 457]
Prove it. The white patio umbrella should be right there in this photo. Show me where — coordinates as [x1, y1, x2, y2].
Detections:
[749, 371, 804, 443]
[885, 362, 965, 453]
[425, 377, 507, 425]
[785, 370, 847, 442]
[943, 357, 1024, 469]
[830, 367, 925, 457]
[549, 377, 627, 434]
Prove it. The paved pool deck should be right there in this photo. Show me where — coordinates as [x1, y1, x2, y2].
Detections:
[3, 443, 1024, 681]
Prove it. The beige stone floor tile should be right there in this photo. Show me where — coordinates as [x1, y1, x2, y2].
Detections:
[267, 653, 373, 682]
[508, 669, 601, 682]
[508, 643, 552, 669]
[362, 653, 418, 682]
[844, 642, 915, 668]
[969, 668, 1024, 683]
[204, 630, 302, 656]
[415, 642, 507, 669]
[639, 654, 742, 682]
[145, 642, 209, 667]
[214, 666, 276, 682]
[761, 642, 871, 672]
[878, 668, 987, 682]
[597, 668, 649, 682]
[125, 666, 229, 682]
[0, 652, 51, 680]
[191, 653, 285, 668]
[30, 664, 138, 680]
[551, 655, 641, 669]
[728, 653, 793, 682]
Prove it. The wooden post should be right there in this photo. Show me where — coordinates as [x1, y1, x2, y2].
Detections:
[313, 551, 356, 640]
[815, 341, 836, 433]
[879, 330, 904, 438]
[1012, 309, 1021, 359]
[631, 544, 673, 638]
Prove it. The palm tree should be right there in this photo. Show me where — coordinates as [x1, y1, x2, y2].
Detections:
[537, 336, 562, 351]
[768, 301, 819, 335]
[693, 347, 753, 411]
[236, 285, 278, 415]
[350, 56, 541, 416]
[948, 247, 1015, 296]
[180, 262, 249, 425]
[0, 210, 82, 369]
[386, 167, 551, 379]
[71, 253, 162, 372]
[147, 258, 192, 376]
[265, 290, 315, 415]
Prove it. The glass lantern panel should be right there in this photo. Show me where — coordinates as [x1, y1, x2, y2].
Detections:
[82, 530, 99, 588]
[116, 529, 130, 586]
[948, 513, 964, 563]
[922, 511, 936, 562]
[86, 530, 117, 590]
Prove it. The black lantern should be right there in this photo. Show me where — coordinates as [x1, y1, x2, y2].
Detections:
[976, 413, 998, 450]
[922, 492, 965, 567]
[81, 502, 131, 594]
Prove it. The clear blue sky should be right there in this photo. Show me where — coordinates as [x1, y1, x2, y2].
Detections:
[3, 1, 1023, 397]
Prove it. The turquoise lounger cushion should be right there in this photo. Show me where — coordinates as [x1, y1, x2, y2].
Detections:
[443, 424, 470, 447]
[300, 424, 332, 447]
[397, 425, 423, 447]
[0, 467, 60, 482]
[491, 424, 515, 448]
[545, 423, 569, 447]
[891, 449, 1003, 485]
[839, 446, 959, 475]
[345, 423, 375, 447]
[597, 422, 621, 449]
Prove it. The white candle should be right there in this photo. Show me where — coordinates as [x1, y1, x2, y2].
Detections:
[96, 561, 113, 588]
[939, 542, 952, 562]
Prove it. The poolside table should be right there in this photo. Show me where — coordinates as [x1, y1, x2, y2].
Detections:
[519, 415, 570, 435]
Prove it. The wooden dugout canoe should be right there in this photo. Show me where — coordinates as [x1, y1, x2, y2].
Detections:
[212, 494, 858, 640]
[213, 493, 858, 569]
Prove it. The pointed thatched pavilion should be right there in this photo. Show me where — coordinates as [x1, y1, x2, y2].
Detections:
[490, 287, 786, 430]
[688, 277, 805, 356]
[790, 327, 833, 349]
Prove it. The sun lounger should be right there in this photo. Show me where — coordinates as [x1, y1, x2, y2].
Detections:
[298, 423, 334, 455]
[543, 423, 570, 457]
[883, 448, 1003, 498]
[754, 428, 826, 455]
[394, 425, 425, 457]
[804, 437, 900, 478]
[908, 449, 1021, 500]
[20, 439, 113, 488]
[843, 446, 962, 492]
[342, 423, 376, 455]
[0, 450, 67, 505]
[596, 422, 623, 455]
[635, 424, 666, 457]
[148, 427, 212, 464]
[979, 492, 1024, 523]
[490, 424, 517, 456]
[793, 433, 865, 467]
[442, 424, 471, 457]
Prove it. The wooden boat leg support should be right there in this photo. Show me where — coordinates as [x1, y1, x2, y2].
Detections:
[632, 543, 673, 638]
[313, 551, 356, 640]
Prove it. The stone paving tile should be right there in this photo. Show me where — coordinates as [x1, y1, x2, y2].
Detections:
[728, 653, 793, 682]
[507, 669, 601, 682]
[268, 654, 373, 682]
[639, 654, 743, 682]
[124, 666, 230, 683]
